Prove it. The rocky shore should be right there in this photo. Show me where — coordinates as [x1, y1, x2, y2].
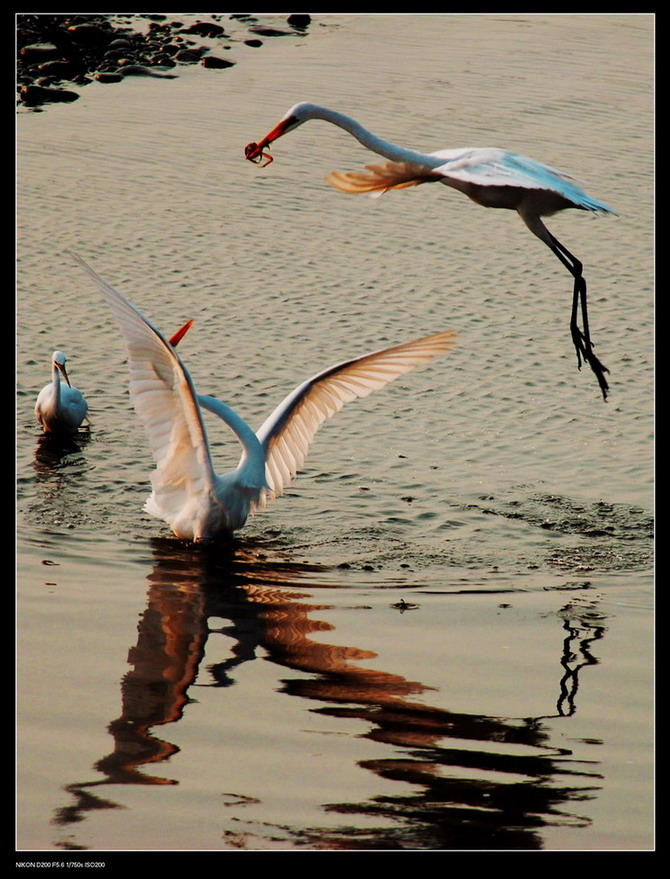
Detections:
[17, 12, 312, 108]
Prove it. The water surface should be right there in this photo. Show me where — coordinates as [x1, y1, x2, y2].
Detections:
[17, 13, 654, 854]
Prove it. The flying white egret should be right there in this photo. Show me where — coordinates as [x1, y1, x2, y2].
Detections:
[245, 101, 617, 399]
[72, 253, 455, 543]
[35, 350, 88, 434]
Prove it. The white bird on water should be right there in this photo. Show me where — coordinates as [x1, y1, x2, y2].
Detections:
[72, 253, 455, 543]
[245, 101, 617, 400]
[35, 350, 88, 435]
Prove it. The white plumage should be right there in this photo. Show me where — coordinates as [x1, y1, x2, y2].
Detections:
[35, 350, 88, 434]
[73, 253, 455, 543]
[246, 102, 617, 399]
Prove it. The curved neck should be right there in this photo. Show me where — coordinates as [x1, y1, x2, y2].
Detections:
[308, 105, 433, 166]
[50, 362, 62, 407]
[197, 394, 266, 486]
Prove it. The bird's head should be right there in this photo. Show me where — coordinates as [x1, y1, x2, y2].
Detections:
[244, 102, 315, 166]
[52, 350, 72, 386]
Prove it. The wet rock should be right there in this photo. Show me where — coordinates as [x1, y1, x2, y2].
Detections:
[37, 58, 85, 80]
[94, 71, 124, 83]
[67, 23, 113, 47]
[153, 54, 178, 68]
[180, 21, 227, 38]
[20, 43, 62, 63]
[174, 47, 207, 63]
[20, 84, 80, 106]
[108, 37, 134, 49]
[287, 14, 311, 28]
[201, 55, 236, 69]
[17, 13, 315, 110]
[249, 26, 292, 37]
[116, 63, 178, 78]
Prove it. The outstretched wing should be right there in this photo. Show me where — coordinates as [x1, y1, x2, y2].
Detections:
[71, 253, 217, 518]
[432, 148, 618, 213]
[255, 331, 456, 501]
[327, 150, 617, 215]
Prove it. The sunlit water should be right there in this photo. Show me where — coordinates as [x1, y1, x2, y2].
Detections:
[17, 13, 653, 854]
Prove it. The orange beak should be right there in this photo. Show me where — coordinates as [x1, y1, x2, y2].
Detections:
[169, 320, 193, 348]
[58, 363, 72, 387]
[244, 117, 294, 165]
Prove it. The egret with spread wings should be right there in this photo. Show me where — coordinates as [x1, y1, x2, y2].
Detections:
[73, 253, 455, 543]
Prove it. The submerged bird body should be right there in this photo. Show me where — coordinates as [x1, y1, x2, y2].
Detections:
[73, 254, 455, 542]
[35, 350, 88, 434]
[246, 102, 616, 398]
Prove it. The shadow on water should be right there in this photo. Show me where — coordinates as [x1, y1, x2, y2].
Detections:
[32, 429, 92, 471]
[51, 537, 607, 851]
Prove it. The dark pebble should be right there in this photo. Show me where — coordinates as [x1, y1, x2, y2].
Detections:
[20, 84, 79, 105]
[287, 14, 311, 28]
[20, 43, 61, 62]
[244, 39, 263, 48]
[153, 42, 181, 56]
[201, 56, 235, 69]
[180, 22, 227, 38]
[108, 38, 134, 48]
[117, 64, 178, 79]
[249, 26, 292, 37]
[37, 59, 85, 80]
[67, 23, 113, 47]
[94, 71, 124, 83]
[174, 47, 207, 63]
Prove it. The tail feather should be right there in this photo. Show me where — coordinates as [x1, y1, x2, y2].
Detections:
[326, 161, 437, 196]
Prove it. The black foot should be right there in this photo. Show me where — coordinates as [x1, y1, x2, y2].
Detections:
[571, 328, 609, 401]
[585, 349, 610, 401]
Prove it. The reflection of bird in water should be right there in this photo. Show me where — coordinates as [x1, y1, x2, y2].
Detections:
[73, 252, 455, 543]
[35, 350, 88, 434]
[554, 602, 608, 717]
[246, 102, 617, 399]
[49, 541, 604, 849]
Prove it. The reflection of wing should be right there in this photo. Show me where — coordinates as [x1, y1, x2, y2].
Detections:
[71, 254, 217, 520]
[327, 160, 439, 196]
[256, 331, 456, 500]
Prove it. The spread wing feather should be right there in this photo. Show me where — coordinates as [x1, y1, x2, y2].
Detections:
[256, 331, 456, 501]
[70, 253, 217, 519]
[326, 152, 617, 214]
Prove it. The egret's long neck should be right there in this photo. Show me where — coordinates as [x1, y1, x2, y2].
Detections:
[309, 106, 431, 166]
[51, 362, 62, 408]
[197, 394, 267, 487]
